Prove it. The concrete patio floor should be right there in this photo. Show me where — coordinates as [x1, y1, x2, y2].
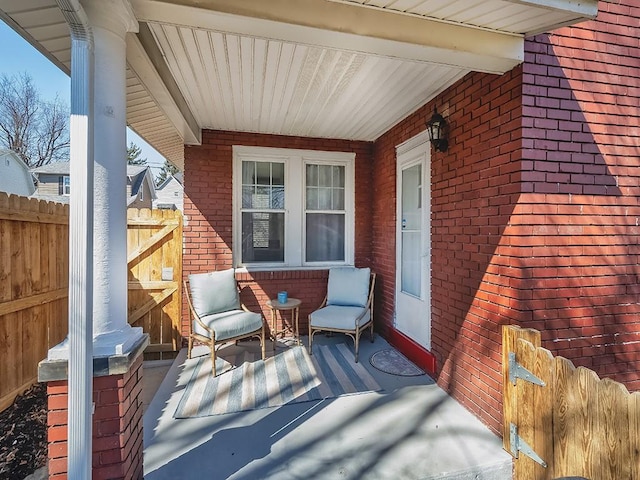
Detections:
[143, 335, 512, 480]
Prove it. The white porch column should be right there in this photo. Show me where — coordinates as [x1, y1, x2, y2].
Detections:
[84, 0, 143, 355]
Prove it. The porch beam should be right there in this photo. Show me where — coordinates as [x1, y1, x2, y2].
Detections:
[506, 0, 598, 18]
[505, 0, 598, 35]
[126, 22, 201, 146]
[132, 0, 524, 74]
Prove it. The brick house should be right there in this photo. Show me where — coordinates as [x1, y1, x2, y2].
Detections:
[2, 0, 637, 476]
[181, 2, 640, 436]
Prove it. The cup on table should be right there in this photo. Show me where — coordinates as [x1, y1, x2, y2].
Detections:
[277, 291, 288, 304]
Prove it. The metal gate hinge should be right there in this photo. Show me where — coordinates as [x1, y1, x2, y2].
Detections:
[510, 423, 547, 468]
[509, 352, 545, 386]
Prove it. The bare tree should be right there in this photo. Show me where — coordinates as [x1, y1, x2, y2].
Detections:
[0, 72, 70, 167]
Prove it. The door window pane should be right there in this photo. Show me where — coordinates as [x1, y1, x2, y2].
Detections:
[401, 164, 422, 296]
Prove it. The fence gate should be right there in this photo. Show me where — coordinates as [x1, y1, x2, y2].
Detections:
[127, 208, 182, 360]
[502, 325, 640, 480]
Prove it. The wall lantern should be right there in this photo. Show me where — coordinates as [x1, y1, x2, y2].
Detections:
[426, 107, 449, 152]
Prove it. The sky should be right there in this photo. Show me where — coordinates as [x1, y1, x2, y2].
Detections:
[0, 21, 168, 176]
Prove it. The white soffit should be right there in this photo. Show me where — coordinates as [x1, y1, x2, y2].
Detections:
[327, 0, 599, 36]
[1, 0, 597, 160]
[146, 22, 467, 141]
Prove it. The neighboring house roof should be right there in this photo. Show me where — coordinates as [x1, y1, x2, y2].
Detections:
[156, 172, 183, 190]
[127, 165, 157, 206]
[31, 161, 158, 206]
[31, 162, 71, 175]
[0, 149, 36, 197]
[154, 173, 184, 212]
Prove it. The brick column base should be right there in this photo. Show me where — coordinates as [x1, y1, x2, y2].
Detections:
[39, 335, 148, 480]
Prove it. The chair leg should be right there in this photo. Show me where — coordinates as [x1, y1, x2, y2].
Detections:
[354, 330, 360, 363]
[261, 325, 266, 360]
[308, 325, 313, 356]
[370, 322, 375, 343]
[211, 337, 216, 377]
[187, 334, 193, 359]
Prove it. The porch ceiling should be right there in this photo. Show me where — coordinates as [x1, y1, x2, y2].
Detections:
[0, 0, 597, 171]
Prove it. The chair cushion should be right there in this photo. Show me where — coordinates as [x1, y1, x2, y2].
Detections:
[194, 310, 263, 341]
[188, 269, 240, 317]
[309, 305, 371, 331]
[327, 267, 370, 307]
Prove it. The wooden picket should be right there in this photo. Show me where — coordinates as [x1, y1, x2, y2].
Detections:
[503, 325, 640, 479]
[127, 208, 182, 360]
[0, 193, 69, 412]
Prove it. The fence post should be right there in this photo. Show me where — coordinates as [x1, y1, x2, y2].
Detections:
[502, 325, 541, 452]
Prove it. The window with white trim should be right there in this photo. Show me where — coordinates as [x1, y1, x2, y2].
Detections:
[62, 175, 70, 195]
[233, 146, 355, 269]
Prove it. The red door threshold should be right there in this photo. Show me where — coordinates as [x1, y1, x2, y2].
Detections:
[383, 327, 437, 376]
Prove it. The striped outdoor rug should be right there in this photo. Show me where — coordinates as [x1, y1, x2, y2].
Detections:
[174, 343, 381, 418]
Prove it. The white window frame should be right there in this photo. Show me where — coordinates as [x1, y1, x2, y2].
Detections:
[62, 175, 71, 196]
[233, 146, 355, 270]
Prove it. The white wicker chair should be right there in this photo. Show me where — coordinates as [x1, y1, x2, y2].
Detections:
[308, 267, 376, 363]
[184, 268, 266, 376]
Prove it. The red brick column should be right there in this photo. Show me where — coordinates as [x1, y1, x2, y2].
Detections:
[46, 354, 144, 480]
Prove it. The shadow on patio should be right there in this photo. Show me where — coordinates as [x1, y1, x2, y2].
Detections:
[143, 335, 511, 480]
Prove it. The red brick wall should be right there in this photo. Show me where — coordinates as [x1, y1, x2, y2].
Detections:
[180, 1, 640, 438]
[373, 1, 640, 436]
[372, 67, 523, 433]
[513, 1, 640, 390]
[183, 130, 373, 334]
[47, 355, 144, 479]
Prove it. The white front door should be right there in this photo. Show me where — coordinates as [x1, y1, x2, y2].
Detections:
[395, 132, 430, 349]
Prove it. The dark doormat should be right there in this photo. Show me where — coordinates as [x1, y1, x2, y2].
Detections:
[370, 349, 425, 376]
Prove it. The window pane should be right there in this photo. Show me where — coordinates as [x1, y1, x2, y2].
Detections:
[272, 163, 285, 186]
[256, 162, 271, 184]
[306, 187, 318, 210]
[401, 231, 421, 297]
[319, 165, 332, 187]
[242, 212, 285, 263]
[242, 162, 255, 184]
[306, 164, 345, 211]
[332, 188, 344, 210]
[254, 186, 271, 208]
[306, 164, 318, 186]
[242, 186, 254, 208]
[333, 166, 344, 187]
[272, 186, 285, 209]
[306, 213, 345, 262]
[318, 187, 332, 210]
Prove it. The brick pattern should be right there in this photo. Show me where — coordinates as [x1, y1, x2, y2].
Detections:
[514, 1, 640, 391]
[372, 67, 523, 433]
[46, 356, 144, 480]
[183, 130, 373, 336]
[180, 1, 640, 439]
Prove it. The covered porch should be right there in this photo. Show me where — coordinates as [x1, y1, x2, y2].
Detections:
[0, 0, 599, 478]
[143, 335, 511, 480]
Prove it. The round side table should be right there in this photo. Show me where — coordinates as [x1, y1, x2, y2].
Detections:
[266, 298, 301, 346]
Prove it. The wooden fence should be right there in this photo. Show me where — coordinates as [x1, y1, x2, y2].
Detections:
[0, 194, 184, 412]
[127, 208, 182, 360]
[0, 194, 69, 411]
[503, 325, 640, 480]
